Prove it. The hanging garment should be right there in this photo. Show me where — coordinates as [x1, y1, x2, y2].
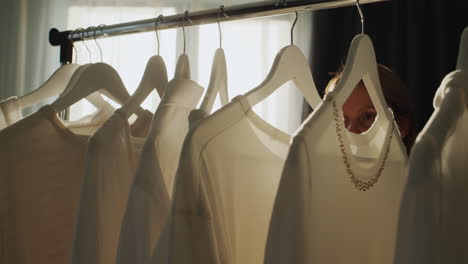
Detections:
[0, 105, 151, 264]
[394, 70, 468, 264]
[0, 96, 21, 128]
[0, 95, 115, 131]
[153, 95, 290, 264]
[62, 93, 116, 134]
[71, 109, 153, 264]
[264, 94, 408, 264]
[116, 78, 203, 264]
[64, 106, 116, 135]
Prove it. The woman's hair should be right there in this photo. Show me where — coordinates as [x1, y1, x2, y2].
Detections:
[325, 64, 418, 152]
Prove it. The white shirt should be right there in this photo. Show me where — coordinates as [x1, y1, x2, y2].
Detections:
[0, 95, 115, 131]
[116, 79, 203, 264]
[71, 110, 153, 264]
[265, 94, 408, 264]
[0, 105, 150, 264]
[394, 70, 468, 264]
[153, 95, 290, 264]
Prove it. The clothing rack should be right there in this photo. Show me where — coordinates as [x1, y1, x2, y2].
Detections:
[49, 0, 388, 64]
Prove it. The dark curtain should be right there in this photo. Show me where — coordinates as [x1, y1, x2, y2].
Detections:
[305, 0, 468, 131]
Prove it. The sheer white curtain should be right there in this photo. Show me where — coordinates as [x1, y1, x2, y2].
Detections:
[0, 0, 70, 115]
[0, 0, 313, 135]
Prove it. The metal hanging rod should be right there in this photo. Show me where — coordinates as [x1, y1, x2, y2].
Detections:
[49, 0, 388, 63]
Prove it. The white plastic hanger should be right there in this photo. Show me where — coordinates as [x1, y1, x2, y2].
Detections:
[329, 34, 393, 123]
[18, 28, 111, 110]
[245, 11, 321, 109]
[172, 11, 192, 80]
[327, 1, 407, 158]
[456, 27, 468, 72]
[119, 16, 168, 119]
[434, 27, 468, 108]
[174, 54, 190, 80]
[199, 6, 229, 113]
[327, 1, 392, 126]
[456, 26, 468, 111]
[17, 64, 80, 108]
[51, 63, 145, 115]
[51, 27, 145, 116]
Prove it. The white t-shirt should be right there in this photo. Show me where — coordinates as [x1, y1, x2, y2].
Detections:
[265, 94, 408, 264]
[71, 109, 152, 264]
[0, 95, 115, 131]
[0, 96, 21, 128]
[0, 105, 150, 264]
[153, 95, 290, 264]
[394, 70, 468, 264]
[116, 79, 203, 264]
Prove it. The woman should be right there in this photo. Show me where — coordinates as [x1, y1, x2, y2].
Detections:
[325, 64, 417, 153]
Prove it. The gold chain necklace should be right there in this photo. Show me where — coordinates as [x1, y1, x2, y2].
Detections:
[332, 101, 394, 192]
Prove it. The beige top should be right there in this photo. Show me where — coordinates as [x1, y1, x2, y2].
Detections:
[71, 109, 153, 264]
[395, 71, 468, 264]
[153, 95, 290, 264]
[116, 79, 203, 264]
[265, 93, 408, 264]
[0, 96, 115, 131]
[0, 105, 152, 264]
[0, 96, 21, 128]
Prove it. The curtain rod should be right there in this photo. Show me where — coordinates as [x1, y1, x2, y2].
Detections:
[49, 0, 389, 63]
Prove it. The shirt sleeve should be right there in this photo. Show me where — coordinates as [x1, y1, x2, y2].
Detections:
[264, 135, 312, 264]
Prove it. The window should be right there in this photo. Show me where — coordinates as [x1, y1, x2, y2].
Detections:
[67, 4, 304, 134]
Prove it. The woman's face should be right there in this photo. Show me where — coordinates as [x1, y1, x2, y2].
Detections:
[340, 81, 409, 139]
[342, 82, 377, 134]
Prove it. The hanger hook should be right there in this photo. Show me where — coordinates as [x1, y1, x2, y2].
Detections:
[71, 28, 78, 64]
[79, 28, 92, 63]
[93, 25, 104, 62]
[291, 11, 298, 45]
[217, 6, 223, 49]
[182, 10, 192, 54]
[276, 0, 287, 7]
[355, 0, 365, 34]
[83, 27, 93, 63]
[217, 5, 229, 49]
[155, 15, 163, 56]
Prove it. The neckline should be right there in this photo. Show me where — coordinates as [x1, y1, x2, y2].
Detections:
[236, 95, 291, 145]
[332, 100, 394, 180]
[39, 105, 89, 145]
[39, 105, 151, 145]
